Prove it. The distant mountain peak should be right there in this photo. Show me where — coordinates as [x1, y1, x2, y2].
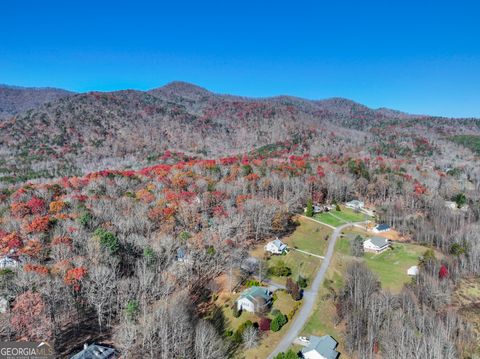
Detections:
[149, 81, 213, 100]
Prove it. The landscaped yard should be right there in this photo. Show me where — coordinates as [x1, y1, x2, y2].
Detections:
[313, 205, 371, 228]
[250, 216, 333, 288]
[220, 290, 301, 359]
[363, 242, 427, 292]
[267, 251, 321, 288]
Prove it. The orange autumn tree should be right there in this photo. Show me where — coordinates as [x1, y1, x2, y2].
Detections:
[25, 216, 51, 233]
[65, 267, 87, 291]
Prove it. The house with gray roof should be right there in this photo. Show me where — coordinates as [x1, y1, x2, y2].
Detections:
[264, 238, 288, 255]
[302, 335, 340, 359]
[345, 200, 364, 210]
[363, 236, 390, 253]
[237, 286, 272, 313]
[70, 343, 116, 359]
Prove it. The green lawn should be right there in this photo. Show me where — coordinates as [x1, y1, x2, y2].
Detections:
[286, 216, 332, 255]
[225, 290, 300, 359]
[313, 206, 370, 228]
[363, 243, 426, 292]
[267, 251, 321, 287]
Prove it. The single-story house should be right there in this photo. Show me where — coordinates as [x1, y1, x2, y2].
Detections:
[345, 200, 364, 210]
[264, 239, 288, 255]
[363, 237, 390, 253]
[373, 223, 391, 233]
[237, 286, 272, 313]
[302, 335, 340, 359]
[70, 343, 116, 359]
[407, 265, 419, 276]
[0, 256, 19, 270]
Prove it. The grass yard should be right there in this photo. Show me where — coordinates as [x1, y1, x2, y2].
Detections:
[223, 290, 300, 359]
[267, 251, 321, 287]
[313, 206, 370, 228]
[363, 242, 426, 292]
[287, 216, 332, 255]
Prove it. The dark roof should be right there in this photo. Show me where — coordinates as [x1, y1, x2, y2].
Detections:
[376, 223, 390, 231]
[70, 344, 116, 359]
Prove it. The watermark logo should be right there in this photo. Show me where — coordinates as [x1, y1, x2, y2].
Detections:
[0, 342, 54, 359]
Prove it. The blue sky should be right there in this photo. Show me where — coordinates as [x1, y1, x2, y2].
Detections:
[1, 0, 479, 117]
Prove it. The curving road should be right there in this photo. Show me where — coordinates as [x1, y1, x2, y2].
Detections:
[267, 218, 367, 358]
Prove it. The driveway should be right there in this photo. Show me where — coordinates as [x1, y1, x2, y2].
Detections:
[267, 220, 367, 358]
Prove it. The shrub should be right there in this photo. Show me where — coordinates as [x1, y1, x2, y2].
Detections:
[268, 260, 292, 277]
[95, 228, 119, 254]
[245, 280, 260, 287]
[305, 199, 313, 217]
[274, 349, 299, 359]
[297, 276, 307, 288]
[232, 305, 241, 318]
[259, 317, 271, 331]
[270, 313, 287, 332]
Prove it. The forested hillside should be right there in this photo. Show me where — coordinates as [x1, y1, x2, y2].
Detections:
[0, 82, 479, 358]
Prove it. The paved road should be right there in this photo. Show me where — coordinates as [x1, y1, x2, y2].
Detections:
[267, 220, 367, 358]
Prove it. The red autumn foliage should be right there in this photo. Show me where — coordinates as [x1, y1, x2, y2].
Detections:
[52, 236, 73, 246]
[24, 263, 50, 275]
[26, 197, 46, 215]
[26, 216, 51, 233]
[439, 265, 449, 279]
[65, 267, 87, 291]
[259, 317, 271, 331]
[245, 173, 260, 181]
[316, 165, 325, 177]
[11, 291, 52, 341]
[11, 202, 31, 218]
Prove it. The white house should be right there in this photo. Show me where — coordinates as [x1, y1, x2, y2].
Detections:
[302, 335, 340, 359]
[373, 223, 391, 233]
[0, 256, 19, 270]
[363, 237, 390, 253]
[236, 286, 272, 313]
[345, 200, 364, 210]
[0, 297, 8, 314]
[264, 239, 287, 255]
[407, 265, 419, 276]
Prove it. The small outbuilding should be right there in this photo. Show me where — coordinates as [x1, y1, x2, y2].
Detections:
[407, 265, 419, 276]
[373, 223, 391, 233]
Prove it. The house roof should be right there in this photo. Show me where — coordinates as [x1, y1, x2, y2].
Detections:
[347, 200, 363, 205]
[70, 344, 115, 359]
[302, 335, 339, 359]
[367, 236, 389, 248]
[271, 239, 287, 250]
[375, 223, 390, 231]
[239, 286, 271, 303]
